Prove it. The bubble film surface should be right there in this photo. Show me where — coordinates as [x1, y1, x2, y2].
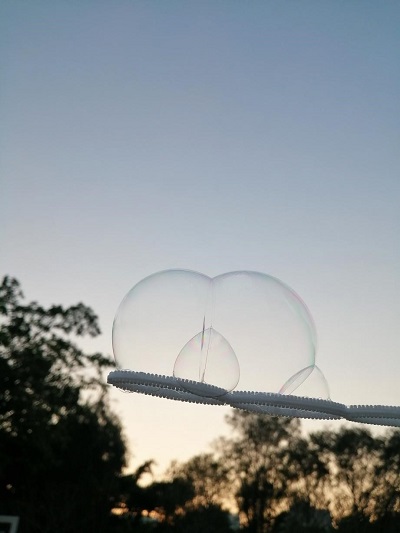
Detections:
[109, 269, 400, 427]
[112, 269, 317, 395]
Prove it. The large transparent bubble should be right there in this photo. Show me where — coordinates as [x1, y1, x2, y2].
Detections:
[112, 270, 317, 396]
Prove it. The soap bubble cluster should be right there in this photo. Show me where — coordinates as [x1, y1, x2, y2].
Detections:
[112, 270, 326, 398]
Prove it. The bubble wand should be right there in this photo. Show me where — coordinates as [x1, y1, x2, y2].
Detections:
[108, 270, 400, 427]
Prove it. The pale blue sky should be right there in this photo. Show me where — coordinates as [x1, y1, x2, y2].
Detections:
[1, 1, 399, 473]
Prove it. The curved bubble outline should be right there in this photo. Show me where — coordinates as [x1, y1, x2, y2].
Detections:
[112, 269, 318, 395]
[108, 370, 400, 428]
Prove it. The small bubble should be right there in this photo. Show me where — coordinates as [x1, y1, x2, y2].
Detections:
[173, 327, 239, 397]
[281, 365, 330, 400]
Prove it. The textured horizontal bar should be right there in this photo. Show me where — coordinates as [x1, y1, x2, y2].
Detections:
[108, 370, 400, 427]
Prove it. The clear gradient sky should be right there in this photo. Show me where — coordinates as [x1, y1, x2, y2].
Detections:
[1, 1, 399, 475]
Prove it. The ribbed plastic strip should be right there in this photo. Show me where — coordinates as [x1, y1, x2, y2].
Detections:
[108, 370, 400, 427]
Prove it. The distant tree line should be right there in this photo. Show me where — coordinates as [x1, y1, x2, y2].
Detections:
[0, 276, 399, 532]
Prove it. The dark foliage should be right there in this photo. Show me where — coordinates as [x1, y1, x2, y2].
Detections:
[1, 276, 398, 533]
[0, 276, 127, 532]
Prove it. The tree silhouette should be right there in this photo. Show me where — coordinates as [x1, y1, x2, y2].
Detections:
[215, 411, 302, 532]
[0, 276, 127, 533]
[310, 427, 383, 521]
[168, 453, 230, 508]
[374, 429, 400, 517]
[171, 504, 234, 532]
[206, 412, 399, 531]
[272, 500, 333, 532]
[305, 425, 400, 530]
[3, 276, 398, 532]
